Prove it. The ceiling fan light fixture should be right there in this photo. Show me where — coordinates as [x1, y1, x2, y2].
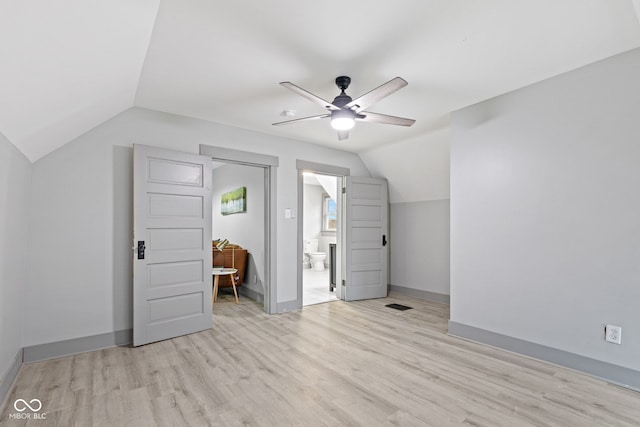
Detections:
[275, 76, 414, 140]
[330, 110, 355, 131]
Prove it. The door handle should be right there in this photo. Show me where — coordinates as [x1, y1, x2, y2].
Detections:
[382, 235, 387, 246]
[137, 241, 146, 260]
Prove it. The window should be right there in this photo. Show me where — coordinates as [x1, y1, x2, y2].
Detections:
[322, 194, 337, 232]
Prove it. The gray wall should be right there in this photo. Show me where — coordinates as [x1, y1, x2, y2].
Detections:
[212, 163, 265, 296]
[390, 199, 450, 297]
[451, 48, 640, 371]
[23, 107, 370, 347]
[0, 134, 30, 383]
[359, 126, 451, 300]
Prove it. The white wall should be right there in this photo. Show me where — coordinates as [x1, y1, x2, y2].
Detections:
[0, 134, 30, 382]
[303, 184, 323, 240]
[24, 107, 370, 346]
[451, 48, 640, 371]
[303, 182, 336, 266]
[316, 175, 338, 261]
[212, 163, 265, 296]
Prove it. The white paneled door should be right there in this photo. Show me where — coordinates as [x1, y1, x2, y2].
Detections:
[133, 144, 213, 346]
[344, 177, 389, 301]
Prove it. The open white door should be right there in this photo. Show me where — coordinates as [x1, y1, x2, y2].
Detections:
[344, 177, 389, 301]
[133, 144, 213, 346]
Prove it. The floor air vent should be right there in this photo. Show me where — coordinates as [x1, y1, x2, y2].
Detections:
[385, 303, 413, 311]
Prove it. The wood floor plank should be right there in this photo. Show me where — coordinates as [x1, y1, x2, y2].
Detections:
[2, 292, 639, 426]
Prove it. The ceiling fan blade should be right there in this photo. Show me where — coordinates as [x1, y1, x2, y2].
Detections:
[337, 130, 349, 141]
[280, 82, 341, 111]
[356, 111, 415, 127]
[272, 114, 329, 126]
[344, 77, 408, 112]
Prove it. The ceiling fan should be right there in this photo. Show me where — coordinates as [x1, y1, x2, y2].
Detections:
[273, 76, 415, 140]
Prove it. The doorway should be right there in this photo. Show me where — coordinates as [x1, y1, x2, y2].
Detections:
[296, 160, 351, 307]
[302, 171, 340, 306]
[210, 161, 266, 307]
[200, 145, 278, 314]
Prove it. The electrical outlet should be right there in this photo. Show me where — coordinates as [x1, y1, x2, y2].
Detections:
[605, 324, 622, 345]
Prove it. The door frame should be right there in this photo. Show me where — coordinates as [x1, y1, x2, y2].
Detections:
[200, 145, 278, 314]
[296, 160, 350, 307]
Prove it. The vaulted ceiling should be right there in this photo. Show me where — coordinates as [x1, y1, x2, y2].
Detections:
[2, 0, 640, 162]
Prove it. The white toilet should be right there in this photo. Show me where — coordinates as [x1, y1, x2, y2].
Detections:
[303, 239, 327, 271]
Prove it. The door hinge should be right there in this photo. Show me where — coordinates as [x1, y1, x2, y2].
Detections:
[342, 279, 346, 286]
[342, 187, 346, 194]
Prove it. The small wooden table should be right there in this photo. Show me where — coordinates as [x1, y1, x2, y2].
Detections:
[212, 268, 239, 304]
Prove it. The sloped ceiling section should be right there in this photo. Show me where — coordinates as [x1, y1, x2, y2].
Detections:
[135, 0, 640, 153]
[1, 1, 640, 163]
[360, 127, 451, 204]
[0, 0, 160, 162]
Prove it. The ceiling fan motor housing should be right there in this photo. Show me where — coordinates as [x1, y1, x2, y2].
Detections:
[335, 76, 351, 91]
[331, 76, 353, 109]
[331, 93, 352, 108]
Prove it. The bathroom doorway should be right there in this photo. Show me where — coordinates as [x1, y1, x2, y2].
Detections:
[297, 160, 350, 307]
[301, 171, 340, 306]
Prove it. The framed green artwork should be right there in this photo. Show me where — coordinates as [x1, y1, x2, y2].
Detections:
[221, 187, 247, 215]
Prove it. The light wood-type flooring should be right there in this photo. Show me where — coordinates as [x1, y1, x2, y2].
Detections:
[1, 293, 639, 426]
